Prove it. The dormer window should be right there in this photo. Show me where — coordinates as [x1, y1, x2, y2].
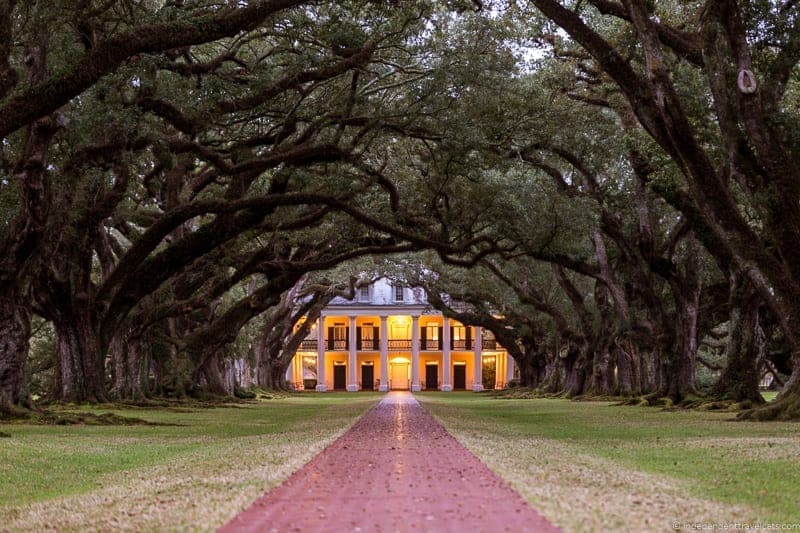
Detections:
[394, 284, 404, 302]
[358, 285, 370, 302]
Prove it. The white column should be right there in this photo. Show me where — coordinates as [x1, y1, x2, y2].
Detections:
[442, 317, 452, 391]
[316, 317, 327, 391]
[379, 316, 389, 391]
[411, 315, 420, 392]
[347, 315, 358, 391]
[506, 352, 515, 386]
[285, 356, 295, 389]
[295, 355, 304, 390]
[472, 326, 483, 392]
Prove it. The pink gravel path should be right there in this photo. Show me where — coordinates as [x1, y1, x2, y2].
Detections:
[220, 391, 559, 532]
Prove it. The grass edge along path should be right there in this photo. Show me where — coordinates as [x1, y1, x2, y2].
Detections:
[0, 393, 381, 531]
[416, 393, 800, 532]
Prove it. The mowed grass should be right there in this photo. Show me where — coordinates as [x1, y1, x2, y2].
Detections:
[0, 393, 381, 530]
[416, 393, 800, 531]
[762, 391, 779, 402]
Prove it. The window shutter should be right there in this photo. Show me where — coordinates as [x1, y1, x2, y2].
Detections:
[345, 327, 350, 350]
[421, 326, 427, 348]
[327, 327, 334, 350]
[356, 327, 362, 350]
[373, 326, 380, 346]
[465, 326, 472, 350]
[438, 327, 444, 350]
[449, 326, 454, 350]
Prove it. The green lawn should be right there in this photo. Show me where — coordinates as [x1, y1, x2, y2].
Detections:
[762, 390, 779, 402]
[416, 392, 800, 532]
[0, 393, 380, 531]
[4, 392, 796, 532]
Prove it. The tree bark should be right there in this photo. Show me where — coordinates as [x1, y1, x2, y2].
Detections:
[0, 45, 58, 412]
[615, 345, 634, 396]
[587, 343, 615, 395]
[657, 296, 700, 403]
[225, 358, 255, 391]
[514, 337, 547, 388]
[714, 270, 765, 404]
[539, 348, 564, 393]
[195, 351, 229, 397]
[109, 329, 148, 401]
[0, 288, 32, 411]
[256, 345, 289, 390]
[739, 376, 800, 421]
[517, 354, 540, 388]
[51, 305, 107, 403]
[653, 244, 703, 403]
[563, 345, 589, 396]
[639, 349, 655, 394]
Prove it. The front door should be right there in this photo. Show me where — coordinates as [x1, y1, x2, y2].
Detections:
[425, 364, 438, 390]
[361, 365, 374, 391]
[333, 364, 347, 390]
[453, 365, 466, 389]
[391, 363, 409, 390]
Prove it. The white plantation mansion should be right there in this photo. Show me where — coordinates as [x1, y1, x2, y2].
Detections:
[285, 278, 516, 392]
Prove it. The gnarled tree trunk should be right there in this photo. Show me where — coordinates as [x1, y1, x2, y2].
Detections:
[655, 270, 702, 403]
[615, 345, 634, 396]
[194, 351, 229, 397]
[657, 315, 699, 403]
[563, 345, 589, 396]
[714, 270, 764, 404]
[257, 355, 289, 390]
[51, 304, 107, 403]
[538, 347, 564, 393]
[0, 288, 32, 411]
[109, 329, 149, 401]
[514, 336, 547, 388]
[587, 342, 615, 396]
[740, 371, 800, 421]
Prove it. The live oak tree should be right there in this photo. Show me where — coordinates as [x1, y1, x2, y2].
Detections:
[3, 0, 799, 421]
[456, 59, 714, 402]
[1, 0, 507, 408]
[519, 0, 800, 418]
[402, 39, 745, 404]
[0, 0, 332, 409]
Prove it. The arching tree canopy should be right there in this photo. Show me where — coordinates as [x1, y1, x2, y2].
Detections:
[1, 0, 799, 420]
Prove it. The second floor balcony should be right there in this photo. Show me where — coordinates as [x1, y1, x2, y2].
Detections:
[299, 339, 318, 351]
[298, 336, 501, 352]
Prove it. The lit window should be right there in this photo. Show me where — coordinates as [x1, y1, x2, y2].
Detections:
[333, 324, 347, 340]
[426, 325, 439, 340]
[302, 356, 317, 379]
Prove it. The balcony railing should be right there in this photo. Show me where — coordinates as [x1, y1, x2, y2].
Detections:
[482, 339, 499, 350]
[308, 337, 501, 352]
[330, 339, 347, 351]
[299, 339, 318, 351]
[359, 339, 378, 350]
[388, 339, 411, 351]
[421, 339, 441, 350]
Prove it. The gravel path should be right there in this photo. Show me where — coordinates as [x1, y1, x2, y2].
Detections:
[220, 392, 558, 532]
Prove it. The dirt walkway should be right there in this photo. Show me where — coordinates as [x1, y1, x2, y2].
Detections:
[220, 392, 558, 532]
